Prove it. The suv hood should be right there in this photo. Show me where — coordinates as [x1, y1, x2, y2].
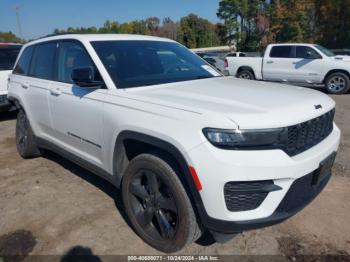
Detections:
[333, 55, 350, 61]
[125, 77, 335, 129]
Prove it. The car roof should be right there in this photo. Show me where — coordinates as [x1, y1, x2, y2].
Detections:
[24, 34, 175, 47]
[270, 43, 315, 46]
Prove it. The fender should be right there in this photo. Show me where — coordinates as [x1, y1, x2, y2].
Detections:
[113, 130, 207, 221]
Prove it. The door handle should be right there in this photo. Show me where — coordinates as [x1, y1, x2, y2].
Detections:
[292, 62, 297, 64]
[21, 83, 30, 89]
[50, 88, 61, 96]
[266, 61, 274, 64]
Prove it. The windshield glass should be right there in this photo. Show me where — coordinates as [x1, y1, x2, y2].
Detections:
[314, 45, 335, 57]
[91, 40, 220, 89]
[0, 46, 21, 70]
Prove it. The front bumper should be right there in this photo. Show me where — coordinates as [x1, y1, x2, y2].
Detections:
[0, 94, 11, 112]
[187, 124, 341, 233]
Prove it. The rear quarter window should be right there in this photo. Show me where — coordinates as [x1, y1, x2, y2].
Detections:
[29, 42, 57, 80]
[13, 46, 34, 75]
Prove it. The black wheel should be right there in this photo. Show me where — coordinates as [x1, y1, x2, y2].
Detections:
[122, 153, 200, 253]
[237, 69, 255, 80]
[325, 72, 350, 94]
[16, 110, 41, 158]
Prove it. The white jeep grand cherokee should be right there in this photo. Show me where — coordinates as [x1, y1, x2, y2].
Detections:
[8, 34, 341, 253]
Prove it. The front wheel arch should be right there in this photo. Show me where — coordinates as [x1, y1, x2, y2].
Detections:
[113, 131, 205, 225]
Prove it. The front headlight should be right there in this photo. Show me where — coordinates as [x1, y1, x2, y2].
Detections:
[202, 128, 287, 149]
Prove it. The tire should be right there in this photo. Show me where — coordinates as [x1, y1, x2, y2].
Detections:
[325, 72, 350, 94]
[122, 153, 200, 253]
[237, 69, 255, 80]
[16, 110, 41, 158]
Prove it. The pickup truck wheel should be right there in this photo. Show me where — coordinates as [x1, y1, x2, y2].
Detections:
[325, 73, 350, 94]
[122, 153, 200, 253]
[237, 70, 255, 80]
[16, 110, 41, 158]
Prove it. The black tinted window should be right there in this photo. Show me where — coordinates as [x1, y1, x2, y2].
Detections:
[296, 46, 321, 59]
[57, 41, 99, 83]
[0, 47, 21, 70]
[270, 46, 293, 58]
[13, 46, 33, 75]
[29, 42, 56, 80]
[92, 40, 215, 89]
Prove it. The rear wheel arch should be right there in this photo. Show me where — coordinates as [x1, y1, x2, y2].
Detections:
[7, 96, 24, 111]
[236, 66, 256, 79]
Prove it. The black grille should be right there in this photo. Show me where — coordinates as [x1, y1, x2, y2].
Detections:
[276, 171, 331, 214]
[285, 109, 335, 156]
[224, 181, 273, 212]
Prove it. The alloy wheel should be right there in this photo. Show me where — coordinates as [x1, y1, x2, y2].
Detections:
[239, 73, 251, 79]
[328, 76, 346, 92]
[128, 169, 178, 241]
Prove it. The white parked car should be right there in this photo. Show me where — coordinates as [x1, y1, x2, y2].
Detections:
[225, 43, 350, 94]
[8, 34, 340, 252]
[0, 43, 22, 112]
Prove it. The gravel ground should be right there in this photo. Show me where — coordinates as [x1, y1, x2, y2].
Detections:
[0, 94, 349, 261]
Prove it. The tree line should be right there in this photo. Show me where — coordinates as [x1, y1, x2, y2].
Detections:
[217, 0, 350, 51]
[1, 0, 350, 51]
[52, 15, 225, 49]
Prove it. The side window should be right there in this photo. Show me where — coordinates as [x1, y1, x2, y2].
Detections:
[296, 46, 321, 59]
[29, 42, 56, 80]
[239, 53, 246, 57]
[13, 46, 34, 75]
[57, 41, 101, 84]
[270, 46, 293, 58]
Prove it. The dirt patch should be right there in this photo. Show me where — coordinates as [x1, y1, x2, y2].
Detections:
[0, 137, 16, 148]
[0, 230, 37, 261]
[277, 234, 350, 262]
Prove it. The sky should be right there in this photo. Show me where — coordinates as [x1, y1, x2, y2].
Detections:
[0, 0, 221, 40]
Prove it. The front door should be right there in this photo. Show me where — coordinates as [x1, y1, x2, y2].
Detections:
[49, 40, 106, 167]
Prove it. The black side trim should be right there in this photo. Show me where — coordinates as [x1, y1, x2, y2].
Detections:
[36, 138, 117, 186]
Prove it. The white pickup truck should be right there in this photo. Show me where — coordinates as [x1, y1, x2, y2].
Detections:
[225, 43, 350, 94]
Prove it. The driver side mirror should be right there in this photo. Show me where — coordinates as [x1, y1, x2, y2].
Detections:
[71, 67, 104, 87]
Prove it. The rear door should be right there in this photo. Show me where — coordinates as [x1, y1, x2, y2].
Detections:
[49, 40, 105, 166]
[263, 45, 295, 81]
[11, 42, 56, 138]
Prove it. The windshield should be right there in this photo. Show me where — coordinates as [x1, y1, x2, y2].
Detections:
[91, 40, 220, 89]
[0, 46, 21, 70]
[314, 45, 335, 57]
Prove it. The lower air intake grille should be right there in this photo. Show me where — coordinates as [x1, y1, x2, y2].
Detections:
[224, 181, 274, 212]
